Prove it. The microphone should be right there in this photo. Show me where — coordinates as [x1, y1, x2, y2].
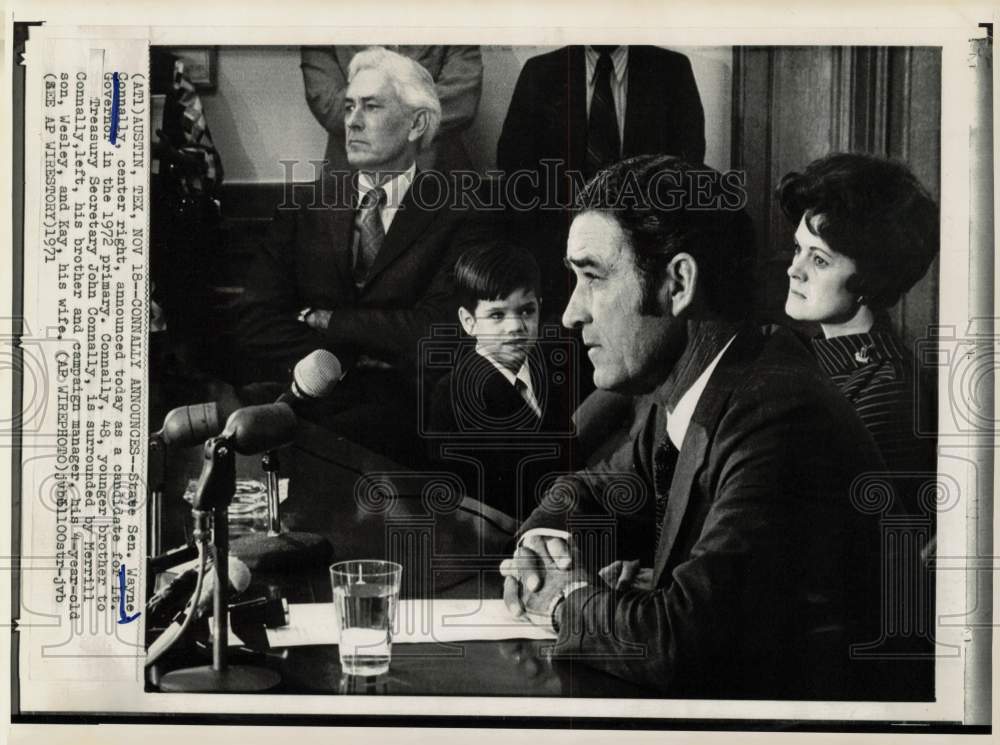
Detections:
[217, 354, 340, 573]
[154, 400, 240, 449]
[160, 402, 222, 448]
[220, 403, 298, 455]
[276, 349, 343, 408]
[148, 399, 240, 557]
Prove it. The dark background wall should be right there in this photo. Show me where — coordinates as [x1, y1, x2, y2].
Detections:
[188, 45, 733, 181]
[151, 44, 942, 385]
[732, 46, 942, 351]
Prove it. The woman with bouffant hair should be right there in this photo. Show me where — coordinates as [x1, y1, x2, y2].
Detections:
[778, 153, 939, 491]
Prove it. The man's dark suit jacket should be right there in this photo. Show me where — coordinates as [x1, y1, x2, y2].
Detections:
[237, 170, 473, 381]
[429, 343, 581, 522]
[498, 45, 705, 178]
[521, 326, 930, 700]
[496, 45, 706, 315]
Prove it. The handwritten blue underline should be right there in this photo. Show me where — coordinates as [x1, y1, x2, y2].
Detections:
[117, 563, 140, 624]
[109, 72, 121, 145]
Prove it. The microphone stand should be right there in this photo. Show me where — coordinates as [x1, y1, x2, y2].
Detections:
[227, 445, 333, 573]
[146, 431, 174, 609]
[158, 436, 281, 692]
[262, 450, 281, 536]
[147, 433, 166, 559]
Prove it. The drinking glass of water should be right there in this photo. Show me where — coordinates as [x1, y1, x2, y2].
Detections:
[330, 560, 402, 676]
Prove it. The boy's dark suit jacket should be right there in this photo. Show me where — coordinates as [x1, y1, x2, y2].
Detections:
[429, 344, 581, 522]
[521, 326, 932, 700]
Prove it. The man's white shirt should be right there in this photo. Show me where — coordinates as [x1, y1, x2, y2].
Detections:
[298, 164, 417, 333]
[518, 335, 738, 596]
[584, 45, 629, 144]
[664, 335, 736, 450]
[357, 163, 416, 233]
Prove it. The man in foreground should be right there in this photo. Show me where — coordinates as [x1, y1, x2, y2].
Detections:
[500, 155, 922, 700]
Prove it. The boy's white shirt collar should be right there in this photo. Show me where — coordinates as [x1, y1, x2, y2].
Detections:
[474, 347, 542, 419]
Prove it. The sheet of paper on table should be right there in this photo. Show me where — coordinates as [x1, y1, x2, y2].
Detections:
[208, 613, 246, 647]
[266, 599, 557, 647]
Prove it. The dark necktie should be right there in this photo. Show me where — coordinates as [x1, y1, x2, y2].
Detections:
[652, 436, 679, 551]
[514, 378, 541, 420]
[584, 49, 621, 179]
[353, 186, 386, 285]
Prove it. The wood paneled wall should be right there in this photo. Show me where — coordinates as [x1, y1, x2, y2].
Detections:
[731, 46, 942, 349]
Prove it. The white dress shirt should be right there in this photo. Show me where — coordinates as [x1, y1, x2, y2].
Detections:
[357, 163, 416, 233]
[297, 164, 418, 337]
[519, 334, 738, 553]
[664, 335, 736, 450]
[584, 45, 629, 144]
[476, 348, 542, 419]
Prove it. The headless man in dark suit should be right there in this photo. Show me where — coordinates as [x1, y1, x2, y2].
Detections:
[237, 48, 474, 460]
[428, 242, 580, 521]
[497, 45, 706, 316]
[500, 156, 929, 700]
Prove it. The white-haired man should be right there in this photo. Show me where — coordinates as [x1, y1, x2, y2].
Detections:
[302, 45, 482, 175]
[341, 47, 442, 176]
[237, 47, 477, 461]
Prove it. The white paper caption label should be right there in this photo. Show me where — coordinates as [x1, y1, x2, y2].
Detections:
[21, 33, 149, 683]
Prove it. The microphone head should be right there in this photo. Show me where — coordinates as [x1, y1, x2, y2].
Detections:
[222, 403, 297, 455]
[293, 350, 343, 399]
[160, 402, 223, 448]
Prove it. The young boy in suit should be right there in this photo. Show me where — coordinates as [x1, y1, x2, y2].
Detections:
[428, 241, 580, 522]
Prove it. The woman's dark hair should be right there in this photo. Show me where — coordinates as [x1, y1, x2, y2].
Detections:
[453, 240, 542, 313]
[777, 152, 939, 310]
[574, 154, 757, 319]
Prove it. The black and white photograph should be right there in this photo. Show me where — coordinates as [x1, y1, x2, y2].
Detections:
[4, 1, 994, 742]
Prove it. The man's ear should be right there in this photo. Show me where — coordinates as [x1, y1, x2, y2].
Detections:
[664, 252, 698, 317]
[458, 306, 476, 336]
[408, 109, 429, 144]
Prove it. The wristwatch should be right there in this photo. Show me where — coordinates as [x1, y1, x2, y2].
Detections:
[297, 307, 314, 324]
[549, 580, 590, 634]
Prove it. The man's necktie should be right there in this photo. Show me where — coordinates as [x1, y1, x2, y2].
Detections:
[353, 186, 386, 285]
[652, 436, 679, 551]
[584, 49, 621, 180]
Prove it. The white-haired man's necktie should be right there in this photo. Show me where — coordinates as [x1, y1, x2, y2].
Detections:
[353, 186, 386, 286]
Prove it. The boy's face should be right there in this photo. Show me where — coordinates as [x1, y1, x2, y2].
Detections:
[459, 288, 540, 372]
